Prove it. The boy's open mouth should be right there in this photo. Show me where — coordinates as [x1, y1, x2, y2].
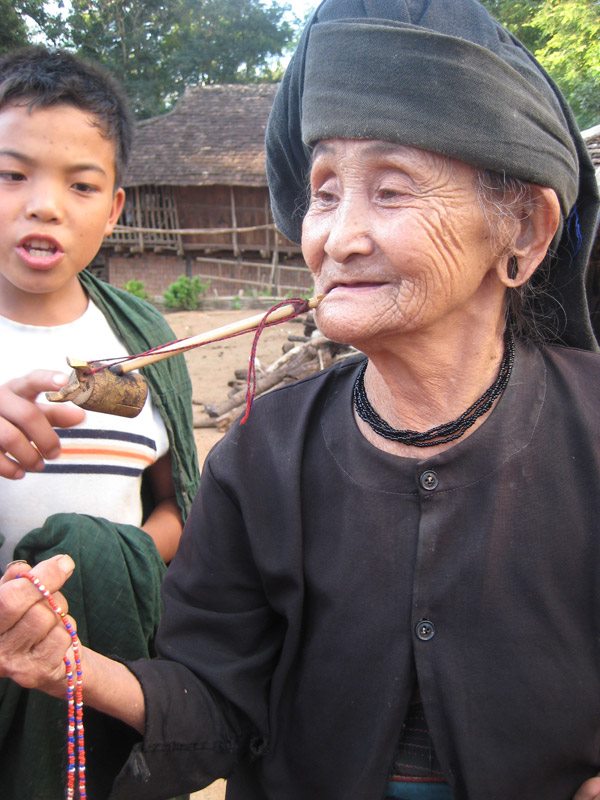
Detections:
[22, 238, 60, 258]
[17, 236, 64, 269]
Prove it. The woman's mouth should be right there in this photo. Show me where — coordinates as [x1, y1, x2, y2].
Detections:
[326, 281, 384, 295]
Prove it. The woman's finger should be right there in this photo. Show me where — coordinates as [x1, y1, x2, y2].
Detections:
[573, 777, 600, 800]
[0, 555, 76, 690]
[0, 560, 31, 583]
[0, 555, 74, 633]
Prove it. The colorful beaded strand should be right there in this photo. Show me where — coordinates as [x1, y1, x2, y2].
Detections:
[19, 572, 86, 799]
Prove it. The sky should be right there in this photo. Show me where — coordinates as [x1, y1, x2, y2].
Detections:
[287, 0, 319, 21]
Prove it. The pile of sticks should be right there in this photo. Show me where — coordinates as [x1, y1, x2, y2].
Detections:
[194, 314, 356, 431]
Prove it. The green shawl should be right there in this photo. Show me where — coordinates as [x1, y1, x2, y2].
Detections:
[0, 271, 199, 799]
[0, 515, 167, 799]
[79, 269, 199, 518]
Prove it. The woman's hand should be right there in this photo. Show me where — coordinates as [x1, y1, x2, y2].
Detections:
[574, 777, 600, 800]
[0, 371, 85, 479]
[0, 554, 75, 697]
[0, 555, 147, 732]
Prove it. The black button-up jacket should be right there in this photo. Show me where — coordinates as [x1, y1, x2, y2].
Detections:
[112, 341, 600, 800]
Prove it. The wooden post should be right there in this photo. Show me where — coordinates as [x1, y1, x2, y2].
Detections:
[135, 187, 145, 254]
[264, 196, 271, 258]
[273, 232, 281, 295]
[169, 187, 185, 256]
[268, 248, 280, 296]
[230, 187, 240, 257]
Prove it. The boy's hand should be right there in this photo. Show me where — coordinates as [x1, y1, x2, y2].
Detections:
[0, 554, 75, 696]
[574, 777, 600, 800]
[0, 371, 85, 479]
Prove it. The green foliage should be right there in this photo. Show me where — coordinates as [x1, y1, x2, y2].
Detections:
[64, 0, 179, 118]
[22, 0, 294, 118]
[163, 275, 209, 310]
[526, 0, 599, 129]
[8, 1, 597, 129]
[168, 0, 294, 91]
[123, 279, 149, 300]
[0, 0, 33, 54]
[480, 0, 599, 129]
[13, 0, 66, 48]
[479, 0, 542, 49]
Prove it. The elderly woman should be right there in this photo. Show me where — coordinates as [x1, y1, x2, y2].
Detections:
[1, 1, 600, 799]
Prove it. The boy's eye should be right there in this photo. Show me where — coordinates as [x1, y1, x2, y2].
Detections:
[0, 171, 25, 182]
[72, 182, 97, 193]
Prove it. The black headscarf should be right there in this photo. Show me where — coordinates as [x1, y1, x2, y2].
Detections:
[266, 0, 599, 350]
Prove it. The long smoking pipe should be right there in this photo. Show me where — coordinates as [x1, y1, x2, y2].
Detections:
[45, 296, 322, 417]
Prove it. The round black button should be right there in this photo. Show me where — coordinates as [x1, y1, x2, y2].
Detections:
[419, 470, 439, 491]
[415, 619, 436, 641]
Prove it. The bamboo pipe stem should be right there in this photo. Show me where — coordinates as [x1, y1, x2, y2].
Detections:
[113, 296, 322, 375]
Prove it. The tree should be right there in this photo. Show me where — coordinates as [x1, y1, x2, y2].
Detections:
[480, 0, 543, 50]
[170, 0, 294, 86]
[52, 0, 293, 118]
[526, 0, 599, 129]
[9, 1, 596, 129]
[1, 1, 68, 53]
[480, 0, 599, 129]
[0, 0, 35, 55]
[59, 0, 181, 118]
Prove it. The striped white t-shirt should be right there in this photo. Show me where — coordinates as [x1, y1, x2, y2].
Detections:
[0, 300, 169, 570]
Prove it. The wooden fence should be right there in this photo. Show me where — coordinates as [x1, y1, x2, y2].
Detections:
[106, 218, 312, 297]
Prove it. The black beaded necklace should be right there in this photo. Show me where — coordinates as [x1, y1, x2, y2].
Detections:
[353, 328, 515, 447]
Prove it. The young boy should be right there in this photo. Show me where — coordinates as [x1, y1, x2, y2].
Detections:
[0, 47, 199, 798]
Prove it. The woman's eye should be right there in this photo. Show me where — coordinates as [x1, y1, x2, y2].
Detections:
[377, 188, 403, 201]
[311, 189, 337, 207]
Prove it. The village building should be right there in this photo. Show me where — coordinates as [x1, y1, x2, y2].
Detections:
[100, 83, 312, 301]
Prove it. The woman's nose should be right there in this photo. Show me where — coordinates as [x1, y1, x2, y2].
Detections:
[323, 198, 374, 263]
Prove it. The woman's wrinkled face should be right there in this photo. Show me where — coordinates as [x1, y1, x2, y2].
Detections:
[302, 139, 504, 349]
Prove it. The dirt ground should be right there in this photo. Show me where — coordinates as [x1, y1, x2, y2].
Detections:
[162, 306, 305, 800]
[166, 306, 306, 466]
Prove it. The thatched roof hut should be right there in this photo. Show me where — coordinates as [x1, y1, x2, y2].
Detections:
[125, 83, 277, 189]
[103, 83, 308, 297]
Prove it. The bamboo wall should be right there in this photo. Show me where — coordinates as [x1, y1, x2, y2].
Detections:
[104, 184, 300, 259]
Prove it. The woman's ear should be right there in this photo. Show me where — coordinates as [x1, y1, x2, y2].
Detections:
[496, 185, 561, 288]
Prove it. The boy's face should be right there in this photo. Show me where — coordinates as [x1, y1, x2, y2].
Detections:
[0, 102, 124, 319]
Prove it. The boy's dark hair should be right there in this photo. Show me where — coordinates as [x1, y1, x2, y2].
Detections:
[0, 46, 133, 186]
